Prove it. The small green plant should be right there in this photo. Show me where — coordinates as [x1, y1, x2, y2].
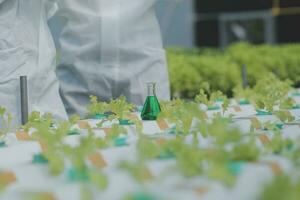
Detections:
[64, 123, 108, 189]
[106, 124, 128, 142]
[63, 128, 98, 172]
[87, 95, 109, 117]
[196, 116, 261, 185]
[249, 74, 293, 112]
[274, 110, 295, 123]
[197, 116, 241, 146]
[230, 138, 260, 161]
[195, 89, 230, 113]
[26, 112, 81, 175]
[259, 175, 300, 200]
[22, 111, 54, 132]
[266, 133, 292, 154]
[159, 100, 206, 135]
[0, 107, 13, 140]
[63, 129, 108, 189]
[27, 113, 109, 189]
[286, 144, 300, 166]
[158, 99, 184, 120]
[136, 136, 161, 160]
[173, 140, 203, 177]
[206, 161, 236, 186]
[30, 119, 69, 176]
[108, 96, 134, 120]
[118, 161, 153, 183]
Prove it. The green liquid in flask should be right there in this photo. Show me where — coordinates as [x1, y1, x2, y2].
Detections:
[141, 82, 161, 120]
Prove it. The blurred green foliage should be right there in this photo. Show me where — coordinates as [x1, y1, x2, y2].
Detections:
[167, 42, 300, 98]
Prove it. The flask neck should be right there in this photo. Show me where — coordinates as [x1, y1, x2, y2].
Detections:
[147, 82, 156, 96]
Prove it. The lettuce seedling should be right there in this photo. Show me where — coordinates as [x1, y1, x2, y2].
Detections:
[206, 161, 236, 186]
[87, 170, 108, 190]
[195, 89, 229, 113]
[274, 110, 295, 123]
[266, 133, 292, 154]
[159, 101, 206, 135]
[259, 175, 300, 200]
[106, 124, 128, 142]
[63, 129, 97, 172]
[158, 99, 184, 120]
[137, 136, 161, 160]
[196, 116, 261, 185]
[28, 113, 81, 176]
[197, 116, 241, 146]
[87, 95, 109, 117]
[252, 74, 293, 112]
[0, 107, 13, 140]
[118, 160, 153, 183]
[30, 119, 68, 175]
[233, 85, 253, 103]
[230, 138, 260, 161]
[23, 111, 54, 132]
[63, 127, 109, 189]
[174, 142, 203, 177]
[107, 96, 134, 120]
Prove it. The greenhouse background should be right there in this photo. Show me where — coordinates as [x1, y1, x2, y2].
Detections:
[48, 0, 300, 99]
[49, 0, 300, 48]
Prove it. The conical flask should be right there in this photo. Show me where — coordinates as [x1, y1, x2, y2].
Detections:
[141, 82, 161, 120]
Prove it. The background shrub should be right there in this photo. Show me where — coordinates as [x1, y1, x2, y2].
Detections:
[167, 43, 300, 99]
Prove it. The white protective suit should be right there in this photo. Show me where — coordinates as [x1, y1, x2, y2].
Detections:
[0, 0, 67, 125]
[56, 0, 171, 117]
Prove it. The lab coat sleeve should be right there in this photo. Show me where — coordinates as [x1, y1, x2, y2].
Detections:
[45, 0, 58, 19]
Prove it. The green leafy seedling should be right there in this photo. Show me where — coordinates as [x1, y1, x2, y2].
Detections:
[108, 96, 134, 121]
[87, 95, 109, 118]
[259, 175, 300, 200]
[118, 161, 153, 183]
[195, 89, 229, 113]
[0, 107, 13, 140]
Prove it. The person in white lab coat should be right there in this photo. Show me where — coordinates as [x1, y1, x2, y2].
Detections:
[56, 0, 171, 117]
[0, 0, 67, 125]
